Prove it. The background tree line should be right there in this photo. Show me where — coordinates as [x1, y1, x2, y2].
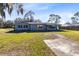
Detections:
[0, 19, 14, 28]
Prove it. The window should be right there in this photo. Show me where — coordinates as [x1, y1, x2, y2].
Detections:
[18, 25, 22, 28]
[24, 25, 26, 28]
[25, 25, 28, 28]
[47, 25, 56, 29]
[18, 25, 20, 28]
[18, 25, 28, 28]
[37, 25, 43, 28]
[23, 25, 28, 28]
[20, 25, 22, 28]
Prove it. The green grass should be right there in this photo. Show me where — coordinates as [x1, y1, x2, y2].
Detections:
[55, 30, 79, 42]
[0, 29, 54, 56]
[0, 29, 79, 56]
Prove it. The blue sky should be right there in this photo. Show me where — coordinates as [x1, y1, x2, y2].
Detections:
[5, 3, 79, 24]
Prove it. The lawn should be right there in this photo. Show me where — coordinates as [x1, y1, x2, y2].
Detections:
[56, 30, 79, 43]
[0, 29, 55, 56]
[0, 29, 79, 56]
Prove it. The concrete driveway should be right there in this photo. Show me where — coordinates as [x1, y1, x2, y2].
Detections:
[44, 34, 79, 56]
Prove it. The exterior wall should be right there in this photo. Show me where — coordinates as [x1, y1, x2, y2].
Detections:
[14, 22, 60, 31]
[29, 24, 47, 31]
[14, 23, 29, 31]
[46, 25, 57, 31]
[29, 24, 37, 31]
[36, 25, 47, 31]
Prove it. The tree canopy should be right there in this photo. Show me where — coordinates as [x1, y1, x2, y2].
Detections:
[48, 14, 61, 24]
[0, 3, 24, 18]
[71, 12, 79, 24]
[24, 10, 35, 22]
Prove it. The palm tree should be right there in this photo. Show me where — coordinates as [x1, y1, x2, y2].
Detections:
[24, 10, 35, 22]
[0, 3, 24, 18]
[48, 14, 61, 24]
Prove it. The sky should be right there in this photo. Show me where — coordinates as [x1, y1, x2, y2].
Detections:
[5, 3, 79, 24]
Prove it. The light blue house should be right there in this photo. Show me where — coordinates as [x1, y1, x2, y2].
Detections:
[14, 19, 60, 31]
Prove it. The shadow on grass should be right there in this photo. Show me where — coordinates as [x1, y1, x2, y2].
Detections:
[6, 29, 67, 33]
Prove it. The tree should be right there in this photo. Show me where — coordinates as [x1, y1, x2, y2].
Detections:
[15, 17, 22, 21]
[24, 10, 35, 22]
[0, 18, 3, 28]
[34, 19, 42, 23]
[74, 12, 79, 17]
[55, 15, 61, 24]
[71, 12, 79, 24]
[48, 14, 61, 24]
[0, 3, 24, 28]
[71, 16, 78, 24]
[65, 21, 71, 25]
[0, 3, 24, 18]
[3, 20, 14, 28]
[48, 14, 55, 23]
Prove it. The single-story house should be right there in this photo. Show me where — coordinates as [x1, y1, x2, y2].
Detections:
[14, 20, 60, 31]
